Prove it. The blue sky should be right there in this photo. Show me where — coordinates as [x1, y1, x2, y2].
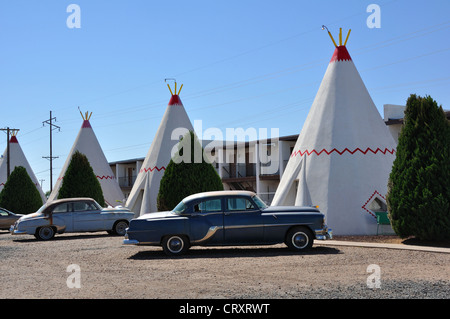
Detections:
[1, 0, 449, 192]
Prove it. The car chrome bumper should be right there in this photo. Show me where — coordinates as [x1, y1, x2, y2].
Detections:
[123, 239, 140, 245]
[314, 227, 332, 240]
[9, 224, 27, 235]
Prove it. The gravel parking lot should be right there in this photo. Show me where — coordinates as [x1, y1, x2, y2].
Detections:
[0, 230, 449, 299]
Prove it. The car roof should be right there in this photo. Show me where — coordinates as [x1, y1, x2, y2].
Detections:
[46, 197, 96, 205]
[183, 190, 256, 203]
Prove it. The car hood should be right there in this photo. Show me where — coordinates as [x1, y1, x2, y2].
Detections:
[18, 212, 43, 221]
[136, 211, 178, 220]
[102, 206, 132, 213]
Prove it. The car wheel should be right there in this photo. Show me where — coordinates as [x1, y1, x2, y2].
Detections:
[285, 226, 313, 251]
[162, 235, 189, 256]
[35, 226, 55, 241]
[112, 220, 129, 236]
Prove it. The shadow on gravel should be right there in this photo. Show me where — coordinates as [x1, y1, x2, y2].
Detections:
[128, 246, 341, 260]
[9, 232, 118, 243]
[402, 238, 450, 248]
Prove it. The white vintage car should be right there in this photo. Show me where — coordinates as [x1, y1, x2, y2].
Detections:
[10, 197, 134, 240]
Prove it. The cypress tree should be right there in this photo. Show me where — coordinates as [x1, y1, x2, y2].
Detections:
[58, 150, 106, 207]
[157, 131, 224, 211]
[387, 94, 450, 241]
[0, 166, 43, 214]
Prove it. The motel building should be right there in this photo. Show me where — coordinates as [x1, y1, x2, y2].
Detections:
[109, 104, 450, 206]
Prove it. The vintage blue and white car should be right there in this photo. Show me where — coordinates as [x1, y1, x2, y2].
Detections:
[10, 197, 135, 240]
[123, 191, 332, 255]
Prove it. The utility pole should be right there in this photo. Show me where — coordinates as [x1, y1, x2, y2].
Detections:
[0, 127, 20, 178]
[42, 111, 60, 192]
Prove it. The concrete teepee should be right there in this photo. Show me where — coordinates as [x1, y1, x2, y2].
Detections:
[126, 82, 194, 216]
[271, 28, 397, 235]
[48, 111, 124, 206]
[0, 131, 47, 202]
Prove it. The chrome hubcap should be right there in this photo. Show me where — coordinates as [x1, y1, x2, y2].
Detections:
[292, 232, 308, 249]
[115, 222, 127, 235]
[39, 227, 53, 240]
[168, 236, 184, 253]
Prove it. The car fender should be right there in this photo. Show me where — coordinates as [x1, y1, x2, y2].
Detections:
[101, 212, 134, 229]
[16, 216, 55, 235]
[127, 216, 189, 244]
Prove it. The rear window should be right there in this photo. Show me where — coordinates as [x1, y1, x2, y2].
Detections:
[227, 197, 256, 211]
[73, 201, 97, 212]
[194, 199, 222, 212]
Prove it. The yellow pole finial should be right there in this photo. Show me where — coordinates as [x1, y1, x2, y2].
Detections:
[328, 31, 338, 48]
[165, 79, 183, 96]
[344, 29, 351, 46]
[78, 108, 92, 121]
[322, 25, 351, 47]
[322, 25, 337, 48]
[167, 83, 174, 95]
[165, 78, 180, 95]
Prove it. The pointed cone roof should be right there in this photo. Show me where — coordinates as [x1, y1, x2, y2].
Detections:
[272, 28, 397, 235]
[0, 132, 47, 203]
[48, 112, 124, 206]
[126, 83, 194, 216]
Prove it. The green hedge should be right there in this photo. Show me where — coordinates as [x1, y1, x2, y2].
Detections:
[0, 166, 43, 214]
[387, 95, 450, 241]
[157, 131, 223, 211]
[58, 150, 106, 207]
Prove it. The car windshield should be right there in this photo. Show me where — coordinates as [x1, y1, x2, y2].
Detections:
[252, 195, 268, 210]
[35, 203, 49, 215]
[173, 201, 187, 214]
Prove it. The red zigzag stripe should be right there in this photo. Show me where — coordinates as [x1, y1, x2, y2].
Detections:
[57, 176, 116, 181]
[97, 176, 116, 180]
[291, 147, 396, 158]
[140, 166, 166, 173]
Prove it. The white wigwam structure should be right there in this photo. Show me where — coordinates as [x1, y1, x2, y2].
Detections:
[272, 28, 397, 235]
[126, 83, 194, 216]
[0, 131, 47, 202]
[48, 111, 124, 206]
